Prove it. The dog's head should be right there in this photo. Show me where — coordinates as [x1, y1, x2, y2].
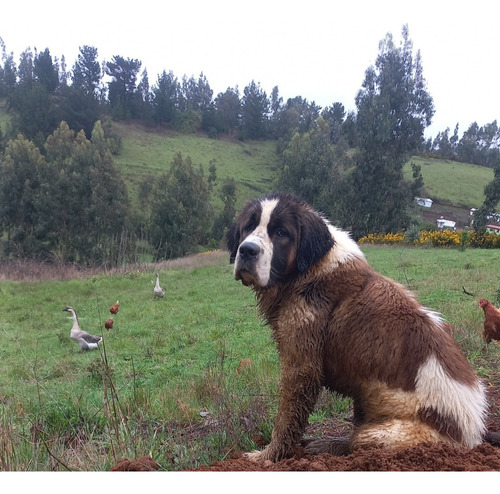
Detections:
[226, 193, 334, 288]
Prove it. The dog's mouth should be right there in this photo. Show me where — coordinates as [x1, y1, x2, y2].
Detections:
[235, 269, 256, 286]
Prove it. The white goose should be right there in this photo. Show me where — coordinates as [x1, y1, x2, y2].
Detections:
[62, 306, 102, 351]
[153, 272, 165, 299]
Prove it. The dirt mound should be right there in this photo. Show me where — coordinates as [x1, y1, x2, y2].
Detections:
[192, 442, 500, 472]
[109, 381, 500, 472]
[192, 384, 500, 472]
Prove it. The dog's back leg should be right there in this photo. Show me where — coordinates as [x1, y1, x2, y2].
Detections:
[351, 419, 450, 451]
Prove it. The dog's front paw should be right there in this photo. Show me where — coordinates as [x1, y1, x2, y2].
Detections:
[243, 450, 265, 462]
[243, 444, 293, 463]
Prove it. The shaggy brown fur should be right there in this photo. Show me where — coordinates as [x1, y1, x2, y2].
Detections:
[227, 193, 487, 463]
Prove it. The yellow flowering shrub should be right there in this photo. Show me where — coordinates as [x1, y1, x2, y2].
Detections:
[358, 232, 405, 245]
[416, 229, 461, 247]
[469, 231, 500, 248]
[358, 229, 500, 248]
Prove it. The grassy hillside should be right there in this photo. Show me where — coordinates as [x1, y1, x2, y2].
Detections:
[112, 121, 280, 210]
[404, 156, 494, 228]
[0, 247, 499, 470]
[405, 155, 493, 209]
[111, 120, 493, 221]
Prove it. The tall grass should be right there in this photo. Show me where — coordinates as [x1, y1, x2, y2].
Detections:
[0, 247, 499, 470]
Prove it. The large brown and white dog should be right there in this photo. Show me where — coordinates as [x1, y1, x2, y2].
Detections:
[227, 192, 489, 463]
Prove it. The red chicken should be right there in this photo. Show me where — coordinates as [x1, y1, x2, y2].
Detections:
[110, 300, 120, 315]
[105, 318, 114, 331]
[478, 299, 500, 344]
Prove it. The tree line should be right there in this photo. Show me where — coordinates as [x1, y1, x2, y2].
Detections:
[0, 26, 498, 265]
[424, 121, 500, 168]
[0, 41, 344, 148]
[1, 36, 499, 167]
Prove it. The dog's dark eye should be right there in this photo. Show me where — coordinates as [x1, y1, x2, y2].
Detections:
[244, 221, 255, 232]
[275, 229, 288, 238]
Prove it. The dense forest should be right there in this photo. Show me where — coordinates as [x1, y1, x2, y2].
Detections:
[0, 26, 499, 266]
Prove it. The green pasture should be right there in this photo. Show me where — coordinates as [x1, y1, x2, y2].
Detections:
[113, 122, 280, 210]
[405, 156, 493, 209]
[0, 246, 499, 470]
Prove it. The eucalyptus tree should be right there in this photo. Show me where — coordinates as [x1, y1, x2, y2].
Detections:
[9, 80, 58, 144]
[272, 96, 321, 146]
[136, 68, 153, 122]
[212, 177, 237, 241]
[345, 25, 434, 237]
[44, 121, 93, 261]
[88, 120, 130, 263]
[456, 120, 500, 167]
[180, 72, 214, 133]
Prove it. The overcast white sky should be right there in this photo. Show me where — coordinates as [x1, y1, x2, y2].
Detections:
[1, 0, 499, 138]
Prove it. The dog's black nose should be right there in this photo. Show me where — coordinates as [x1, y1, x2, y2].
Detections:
[238, 241, 260, 260]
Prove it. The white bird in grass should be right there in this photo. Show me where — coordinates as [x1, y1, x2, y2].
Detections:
[153, 272, 165, 299]
[62, 306, 102, 351]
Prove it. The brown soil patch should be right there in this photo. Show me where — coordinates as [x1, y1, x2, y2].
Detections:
[192, 383, 500, 472]
[108, 379, 500, 472]
[194, 443, 500, 472]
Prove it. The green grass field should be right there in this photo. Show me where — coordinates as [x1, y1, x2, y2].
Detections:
[1, 246, 499, 470]
[405, 155, 493, 209]
[112, 121, 280, 210]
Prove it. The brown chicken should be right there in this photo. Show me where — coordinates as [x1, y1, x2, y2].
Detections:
[478, 298, 500, 344]
[110, 300, 120, 315]
[105, 318, 114, 331]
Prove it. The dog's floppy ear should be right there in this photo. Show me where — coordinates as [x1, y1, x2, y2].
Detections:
[226, 223, 240, 264]
[297, 210, 334, 273]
